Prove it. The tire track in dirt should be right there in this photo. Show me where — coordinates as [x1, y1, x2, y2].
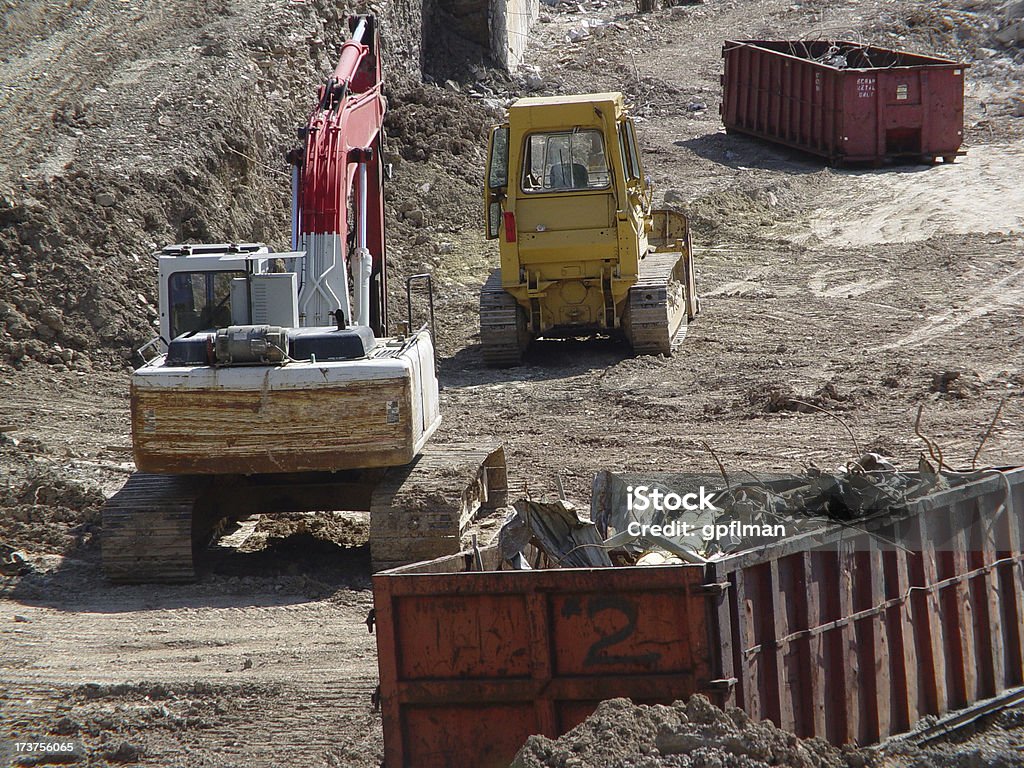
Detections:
[782, 145, 1024, 247]
[0, 585, 382, 765]
[875, 263, 1024, 352]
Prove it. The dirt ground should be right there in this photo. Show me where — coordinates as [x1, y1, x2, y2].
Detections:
[1, 0, 1022, 765]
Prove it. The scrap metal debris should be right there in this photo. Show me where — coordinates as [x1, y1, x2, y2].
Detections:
[500, 455, 982, 569]
[502, 499, 612, 568]
[0, 544, 29, 577]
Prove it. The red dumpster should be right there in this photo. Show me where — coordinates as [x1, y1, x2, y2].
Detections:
[721, 40, 968, 165]
[373, 467, 1024, 767]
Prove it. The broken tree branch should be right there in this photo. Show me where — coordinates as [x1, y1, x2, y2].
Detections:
[788, 399, 861, 457]
[972, 398, 1006, 470]
[914, 404, 945, 474]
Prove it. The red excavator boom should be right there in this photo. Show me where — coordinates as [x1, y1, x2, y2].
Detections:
[289, 15, 388, 334]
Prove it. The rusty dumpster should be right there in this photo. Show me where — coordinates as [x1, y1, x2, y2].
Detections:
[372, 467, 1024, 767]
[721, 40, 968, 165]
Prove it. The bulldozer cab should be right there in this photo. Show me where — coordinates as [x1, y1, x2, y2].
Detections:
[485, 93, 655, 293]
[480, 92, 698, 362]
[485, 93, 650, 254]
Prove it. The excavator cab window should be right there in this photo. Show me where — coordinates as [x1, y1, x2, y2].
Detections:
[168, 270, 243, 338]
[521, 129, 610, 193]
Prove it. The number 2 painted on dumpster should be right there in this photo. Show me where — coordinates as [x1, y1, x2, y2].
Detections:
[582, 596, 661, 668]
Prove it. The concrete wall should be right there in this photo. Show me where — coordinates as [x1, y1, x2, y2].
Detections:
[422, 0, 537, 76]
[490, 0, 539, 72]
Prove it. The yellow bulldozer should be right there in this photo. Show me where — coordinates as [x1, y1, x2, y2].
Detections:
[480, 92, 699, 366]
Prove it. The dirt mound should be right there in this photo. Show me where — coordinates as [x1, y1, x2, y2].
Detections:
[0, 440, 105, 556]
[381, 78, 502, 315]
[0, 0, 482, 372]
[239, 511, 369, 551]
[929, 369, 982, 400]
[744, 380, 853, 414]
[39, 681, 283, 764]
[511, 696, 870, 768]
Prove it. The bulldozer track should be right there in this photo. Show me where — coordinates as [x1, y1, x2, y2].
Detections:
[624, 251, 690, 356]
[369, 444, 507, 572]
[102, 473, 216, 583]
[480, 268, 528, 367]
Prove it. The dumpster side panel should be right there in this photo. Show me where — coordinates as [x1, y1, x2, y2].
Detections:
[376, 469, 1024, 764]
[374, 565, 710, 768]
[711, 469, 1024, 744]
[401, 704, 538, 768]
[876, 65, 966, 160]
[722, 42, 844, 160]
[394, 593, 532, 679]
[844, 71, 880, 160]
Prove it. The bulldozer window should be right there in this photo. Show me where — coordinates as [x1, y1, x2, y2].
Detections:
[168, 271, 243, 338]
[521, 129, 610, 193]
[487, 125, 509, 190]
[619, 121, 642, 181]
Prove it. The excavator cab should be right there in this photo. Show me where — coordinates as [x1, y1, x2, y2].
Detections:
[481, 92, 699, 366]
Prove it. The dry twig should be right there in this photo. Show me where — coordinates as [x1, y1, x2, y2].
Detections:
[972, 399, 1006, 470]
[787, 398, 861, 457]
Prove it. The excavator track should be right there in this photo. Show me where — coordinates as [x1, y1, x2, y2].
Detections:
[369, 444, 507, 572]
[623, 252, 691, 356]
[480, 269, 529, 367]
[103, 447, 509, 581]
[102, 473, 216, 583]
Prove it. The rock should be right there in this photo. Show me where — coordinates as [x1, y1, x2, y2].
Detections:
[687, 100, 708, 112]
[567, 27, 589, 42]
[94, 192, 116, 207]
[663, 189, 685, 204]
[994, 20, 1024, 44]
[525, 73, 545, 91]
[404, 209, 424, 226]
[104, 741, 144, 763]
[40, 307, 64, 333]
[53, 716, 79, 735]
[35, 322, 57, 340]
[13, 614, 30, 622]
[5, 312, 32, 340]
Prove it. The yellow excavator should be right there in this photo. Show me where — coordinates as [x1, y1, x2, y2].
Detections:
[480, 92, 699, 365]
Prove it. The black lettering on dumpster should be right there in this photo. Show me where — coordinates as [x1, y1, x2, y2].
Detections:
[583, 595, 661, 668]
